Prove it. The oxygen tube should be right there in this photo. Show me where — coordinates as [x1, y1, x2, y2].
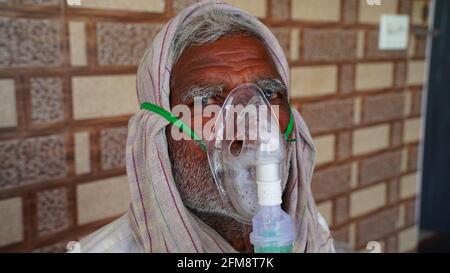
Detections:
[249, 130, 296, 253]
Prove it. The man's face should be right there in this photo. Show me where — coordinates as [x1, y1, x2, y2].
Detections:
[167, 35, 290, 216]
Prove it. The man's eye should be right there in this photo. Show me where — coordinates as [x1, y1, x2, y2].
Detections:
[263, 90, 280, 100]
[202, 96, 218, 106]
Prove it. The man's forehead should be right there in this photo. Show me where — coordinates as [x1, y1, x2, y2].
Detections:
[185, 35, 269, 55]
[171, 35, 280, 96]
[174, 37, 272, 68]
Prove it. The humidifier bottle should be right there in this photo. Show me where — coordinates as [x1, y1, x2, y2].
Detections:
[249, 159, 296, 253]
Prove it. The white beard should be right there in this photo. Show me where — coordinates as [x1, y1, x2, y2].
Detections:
[170, 141, 293, 219]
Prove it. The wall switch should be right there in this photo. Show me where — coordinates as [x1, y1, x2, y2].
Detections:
[378, 15, 410, 50]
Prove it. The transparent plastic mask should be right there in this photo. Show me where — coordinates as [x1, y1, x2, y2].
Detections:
[205, 83, 287, 223]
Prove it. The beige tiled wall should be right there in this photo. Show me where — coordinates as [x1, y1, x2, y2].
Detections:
[404, 117, 422, 143]
[74, 132, 91, 175]
[226, 0, 267, 18]
[352, 124, 390, 155]
[292, 0, 341, 22]
[74, 0, 165, 13]
[355, 62, 394, 91]
[291, 66, 338, 97]
[407, 60, 426, 85]
[358, 0, 398, 23]
[0, 79, 17, 128]
[315, 134, 336, 165]
[0, 198, 23, 247]
[350, 183, 387, 218]
[77, 175, 130, 225]
[71, 75, 138, 120]
[68, 21, 87, 67]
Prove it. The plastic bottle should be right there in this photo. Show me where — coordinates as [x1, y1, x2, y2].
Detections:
[249, 141, 296, 253]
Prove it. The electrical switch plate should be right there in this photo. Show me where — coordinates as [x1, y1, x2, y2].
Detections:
[379, 15, 410, 50]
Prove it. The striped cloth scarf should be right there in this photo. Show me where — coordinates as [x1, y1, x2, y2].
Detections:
[126, 0, 334, 253]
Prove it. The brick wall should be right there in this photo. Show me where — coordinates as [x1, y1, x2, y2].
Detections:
[0, 0, 429, 252]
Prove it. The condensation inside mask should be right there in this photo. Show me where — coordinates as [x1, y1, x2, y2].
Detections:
[206, 83, 286, 224]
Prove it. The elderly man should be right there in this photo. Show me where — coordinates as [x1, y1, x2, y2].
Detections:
[77, 1, 334, 253]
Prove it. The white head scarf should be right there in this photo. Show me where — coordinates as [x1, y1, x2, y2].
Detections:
[126, 0, 334, 253]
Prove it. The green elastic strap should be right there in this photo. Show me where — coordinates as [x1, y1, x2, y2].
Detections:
[140, 102, 207, 151]
[284, 106, 296, 142]
[140, 102, 297, 152]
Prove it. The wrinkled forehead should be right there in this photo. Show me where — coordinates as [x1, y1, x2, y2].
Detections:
[167, 7, 289, 87]
[170, 35, 280, 91]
